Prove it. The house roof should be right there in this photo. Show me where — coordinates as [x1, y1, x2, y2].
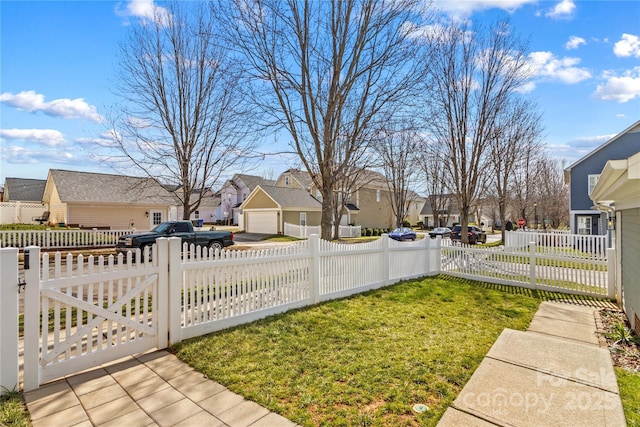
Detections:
[48, 169, 175, 205]
[419, 194, 459, 215]
[234, 174, 275, 190]
[4, 178, 47, 202]
[590, 151, 640, 210]
[282, 169, 315, 189]
[250, 185, 322, 209]
[564, 120, 640, 180]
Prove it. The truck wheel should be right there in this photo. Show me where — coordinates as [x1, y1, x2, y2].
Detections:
[208, 241, 223, 252]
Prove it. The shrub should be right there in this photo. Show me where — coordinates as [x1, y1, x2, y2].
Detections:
[402, 220, 411, 228]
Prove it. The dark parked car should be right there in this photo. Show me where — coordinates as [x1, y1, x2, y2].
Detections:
[450, 225, 487, 244]
[388, 227, 417, 241]
[429, 227, 452, 238]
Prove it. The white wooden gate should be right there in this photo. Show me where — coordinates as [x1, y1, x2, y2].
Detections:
[23, 243, 169, 390]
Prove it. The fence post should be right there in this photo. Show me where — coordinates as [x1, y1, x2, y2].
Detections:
[382, 234, 389, 287]
[23, 246, 41, 391]
[156, 238, 169, 350]
[167, 237, 182, 346]
[309, 234, 320, 304]
[0, 248, 19, 395]
[607, 248, 617, 302]
[529, 242, 537, 290]
[434, 236, 442, 274]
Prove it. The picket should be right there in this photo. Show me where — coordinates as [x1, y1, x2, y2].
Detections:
[0, 229, 140, 249]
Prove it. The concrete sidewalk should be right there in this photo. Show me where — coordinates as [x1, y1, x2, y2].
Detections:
[438, 301, 627, 426]
[24, 350, 297, 427]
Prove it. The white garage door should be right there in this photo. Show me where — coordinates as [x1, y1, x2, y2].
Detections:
[246, 211, 278, 234]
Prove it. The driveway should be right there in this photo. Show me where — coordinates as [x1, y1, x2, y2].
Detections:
[233, 233, 273, 243]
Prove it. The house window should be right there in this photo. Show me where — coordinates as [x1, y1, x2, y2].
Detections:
[376, 189, 381, 202]
[152, 212, 162, 225]
[285, 176, 290, 186]
[300, 212, 307, 226]
[243, 193, 247, 201]
[316, 190, 322, 202]
[588, 174, 600, 196]
[195, 210, 200, 219]
[577, 216, 592, 235]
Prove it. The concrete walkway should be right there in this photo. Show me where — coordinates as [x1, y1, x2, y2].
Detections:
[438, 301, 627, 426]
[24, 351, 297, 427]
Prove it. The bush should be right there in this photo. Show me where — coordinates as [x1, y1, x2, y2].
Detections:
[402, 220, 411, 228]
[361, 228, 367, 237]
[365, 228, 373, 237]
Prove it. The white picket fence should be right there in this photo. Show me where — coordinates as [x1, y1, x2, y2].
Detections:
[504, 230, 608, 260]
[0, 233, 618, 393]
[0, 202, 46, 225]
[441, 242, 615, 299]
[0, 228, 140, 249]
[283, 222, 361, 238]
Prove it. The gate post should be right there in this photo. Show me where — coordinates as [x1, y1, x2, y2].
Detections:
[0, 247, 19, 395]
[167, 237, 182, 346]
[23, 246, 41, 391]
[156, 238, 169, 350]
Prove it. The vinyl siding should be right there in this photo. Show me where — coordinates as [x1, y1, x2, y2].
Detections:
[283, 210, 321, 226]
[621, 208, 640, 331]
[68, 205, 161, 230]
[245, 190, 278, 209]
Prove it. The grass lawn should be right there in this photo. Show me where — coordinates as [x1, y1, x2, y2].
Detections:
[0, 391, 30, 427]
[616, 368, 640, 426]
[173, 275, 543, 426]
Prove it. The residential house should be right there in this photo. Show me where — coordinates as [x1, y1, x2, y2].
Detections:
[2, 178, 46, 203]
[0, 178, 47, 224]
[216, 174, 275, 226]
[240, 185, 322, 234]
[564, 120, 640, 237]
[274, 168, 412, 229]
[420, 193, 494, 229]
[591, 150, 640, 334]
[43, 169, 176, 229]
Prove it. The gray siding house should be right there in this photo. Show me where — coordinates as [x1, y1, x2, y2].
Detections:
[591, 151, 640, 334]
[564, 120, 640, 237]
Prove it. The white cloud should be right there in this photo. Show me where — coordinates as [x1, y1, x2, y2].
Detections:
[0, 129, 66, 146]
[75, 130, 121, 147]
[545, 0, 575, 19]
[613, 34, 640, 58]
[528, 51, 591, 84]
[0, 145, 77, 165]
[115, 0, 171, 26]
[594, 67, 640, 103]
[565, 36, 586, 50]
[0, 90, 103, 123]
[431, 0, 535, 19]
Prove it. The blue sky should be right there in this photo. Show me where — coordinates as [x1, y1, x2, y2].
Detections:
[1, 0, 639, 185]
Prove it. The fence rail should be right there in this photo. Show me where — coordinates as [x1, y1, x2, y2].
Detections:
[0, 228, 141, 249]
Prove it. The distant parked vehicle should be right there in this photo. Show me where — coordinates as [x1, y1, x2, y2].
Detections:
[450, 225, 487, 244]
[429, 227, 452, 238]
[388, 227, 417, 241]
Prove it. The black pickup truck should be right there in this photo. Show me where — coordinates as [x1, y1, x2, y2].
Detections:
[115, 221, 234, 255]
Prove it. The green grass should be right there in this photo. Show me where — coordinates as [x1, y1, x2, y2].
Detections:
[173, 276, 544, 426]
[617, 368, 640, 427]
[0, 391, 30, 427]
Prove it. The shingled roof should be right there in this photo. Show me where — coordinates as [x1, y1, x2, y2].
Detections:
[255, 185, 321, 209]
[48, 169, 176, 205]
[3, 178, 47, 202]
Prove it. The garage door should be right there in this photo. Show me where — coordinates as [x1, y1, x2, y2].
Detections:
[246, 211, 278, 234]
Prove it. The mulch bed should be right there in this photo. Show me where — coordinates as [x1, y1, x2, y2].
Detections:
[598, 308, 640, 373]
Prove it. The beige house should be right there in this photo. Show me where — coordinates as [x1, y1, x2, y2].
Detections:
[270, 168, 421, 229]
[241, 185, 322, 234]
[43, 169, 176, 230]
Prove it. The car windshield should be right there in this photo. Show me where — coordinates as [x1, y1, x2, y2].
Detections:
[392, 228, 411, 233]
[151, 223, 172, 233]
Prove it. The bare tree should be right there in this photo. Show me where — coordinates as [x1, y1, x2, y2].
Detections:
[110, 2, 257, 220]
[377, 129, 422, 228]
[488, 98, 543, 241]
[425, 19, 533, 243]
[420, 141, 452, 228]
[222, 0, 431, 239]
[533, 157, 569, 229]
